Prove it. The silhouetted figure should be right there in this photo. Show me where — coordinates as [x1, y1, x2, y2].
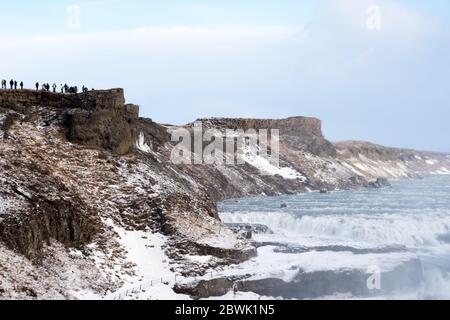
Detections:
[20, 81, 23, 89]
[14, 81, 17, 90]
[68, 86, 78, 94]
[36, 82, 39, 91]
[64, 84, 69, 93]
[52, 83, 57, 93]
[1, 79, 6, 89]
[10, 79, 13, 89]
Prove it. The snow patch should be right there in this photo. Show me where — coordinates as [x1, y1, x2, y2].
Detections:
[0, 196, 19, 216]
[136, 132, 152, 153]
[241, 142, 305, 181]
[104, 225, 190, 300]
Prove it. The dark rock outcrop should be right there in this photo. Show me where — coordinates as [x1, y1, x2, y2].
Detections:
[174, 278, 234, 299]
[227, 223, 273, 235]
[1, 89, 139, 155]
[368, 178, 391, 189]
[0, 89, 125, 112]
[0, 195, 101, 261]
[194, 243, 257, 263]
[64, 108, 135, 155]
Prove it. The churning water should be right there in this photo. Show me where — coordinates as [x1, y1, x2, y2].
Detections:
[219, 175, 450, 299]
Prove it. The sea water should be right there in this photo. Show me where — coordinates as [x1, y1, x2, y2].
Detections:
[219, 175, 450, 299]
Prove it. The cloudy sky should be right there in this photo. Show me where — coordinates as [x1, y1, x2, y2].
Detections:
[1, 0, 449, 152]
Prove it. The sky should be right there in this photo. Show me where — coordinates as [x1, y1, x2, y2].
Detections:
[0, 0, 449, 152]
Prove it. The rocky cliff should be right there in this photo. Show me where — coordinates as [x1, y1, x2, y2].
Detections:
[1, 88, 449, 299]
[1, 89, 137, 155]
[196, 117, 336, 157]
[145, 117, 449, 201]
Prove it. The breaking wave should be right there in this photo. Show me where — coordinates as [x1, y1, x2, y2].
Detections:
[221, 210, 450, 248]
[219, 175, 450, 299]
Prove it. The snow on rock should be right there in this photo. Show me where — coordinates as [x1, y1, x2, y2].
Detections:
[103, 224, 190, 300]
[136, 132, 152, 154]
[1, 107, 250, 300]
[205, 291, 274, 300]
[341, 157, 410, 179]
[0, 196, 18, 216]
[0, 242, 112, 300]
[241, 141, 306, 181]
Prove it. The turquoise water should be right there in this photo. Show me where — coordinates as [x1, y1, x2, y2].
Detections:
[219, 175, 450, 299]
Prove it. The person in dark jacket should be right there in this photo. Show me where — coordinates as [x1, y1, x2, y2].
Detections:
[20, 81, 23, 89]
[10, 79, 14, 89]
[14, 81, 17, 90]
[36, 82, 39, 91]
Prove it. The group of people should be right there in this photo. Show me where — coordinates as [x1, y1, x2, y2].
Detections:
[1, 79, 90, 94]
[1, 79, 24, 90]
[37, 82, 89, 94]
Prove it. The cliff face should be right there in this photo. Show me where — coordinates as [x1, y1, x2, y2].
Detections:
[0, 90, 254, 299]
[197, 117, 336, 157]
[0, 89, 137, 155]
[335, 141, 450, 179]
[0, 89, 126, 111]
[156, 118, 450, 200]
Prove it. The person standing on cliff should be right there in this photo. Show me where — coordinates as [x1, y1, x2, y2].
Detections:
[14, 81, 17, 90]
[20, 81, 23, 90]
[52, 83, 57, 93]
[1, 79, 5, 89]
[10, 79, 14, 89]
[35, 82, 39, 91]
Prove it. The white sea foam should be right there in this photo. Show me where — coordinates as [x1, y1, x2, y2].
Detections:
[221, 210, 450, 248]
[219, 175, 450, 299]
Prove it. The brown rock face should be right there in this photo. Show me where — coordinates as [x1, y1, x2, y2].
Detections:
[0, 89, 125, 111]
[174, 278, 234, 299]
[197, 117, 336, 156]
[0, 89, 139, 155]
[0, 195, 101, 261]
[65, 108, 135, 155]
